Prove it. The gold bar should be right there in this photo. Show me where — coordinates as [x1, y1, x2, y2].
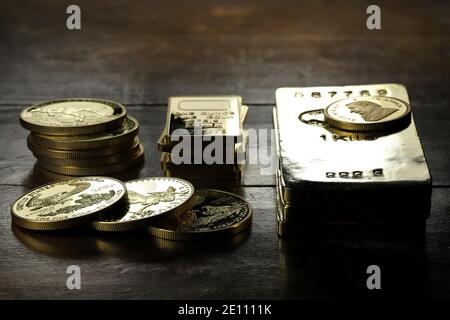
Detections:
[274, 84, 431, 239]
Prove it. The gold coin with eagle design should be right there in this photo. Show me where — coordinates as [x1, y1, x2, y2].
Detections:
[20, 99, 127, 135]
[10, 177, 127, 230]
[148, 189, 252, 241]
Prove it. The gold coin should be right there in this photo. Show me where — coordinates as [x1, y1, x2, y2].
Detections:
[35, 142, 143, 166]
[28, 136, 140, 159]
[20, 99, 126, 135]
[91, 177, 195, 232]
[148, 189, 252, 241]
[150, 229, 250, 252]
[33, 163, 79, 182]
[28, 117, 139, 150]
[326, 126, 401, 140]
[10, 177, 127, 230]
[32, 162, 144, 183]
[37, 145, 145, 176]
[324, 96, 411, 132]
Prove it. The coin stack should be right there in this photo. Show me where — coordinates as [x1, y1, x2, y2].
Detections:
[20, 99, 145, 177]
[157, 96, 248, 184]
[10, 176, 252, 242]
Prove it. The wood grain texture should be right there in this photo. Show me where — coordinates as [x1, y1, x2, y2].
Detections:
[0, 0, 448, 105]
[0, 187, 449, 299]
[0, 0, 449, 299]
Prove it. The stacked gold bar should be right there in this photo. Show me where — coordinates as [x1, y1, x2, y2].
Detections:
[20, 98, 145, 176]
[274, 84, 431, 242]
[157, 96, 247, 184]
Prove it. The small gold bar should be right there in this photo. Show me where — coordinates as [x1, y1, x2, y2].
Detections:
[157, 96, 248, 183]
[164, 95, 245, 144]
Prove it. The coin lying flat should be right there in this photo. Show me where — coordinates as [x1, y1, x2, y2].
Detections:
[10, 177, 127, 230]
[28, 136, 140, 159]
[20, 99, 127, 136]
[150, 230, 250, 253]
[148, 189, 252, 241]
[91, 177, 195, 232]
[37, 145, 145, 176]
[324, 96, 411, 132]
[29, 117, 139, 150]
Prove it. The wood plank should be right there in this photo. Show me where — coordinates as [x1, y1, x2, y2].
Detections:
[0, 186, 449, 299]
[0, 0, 448, 104]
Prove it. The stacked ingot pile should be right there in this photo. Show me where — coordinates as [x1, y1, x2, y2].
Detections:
[274, 84, 429, 242]
[20, 99, 144, 176]
[157, 96, 248, 184]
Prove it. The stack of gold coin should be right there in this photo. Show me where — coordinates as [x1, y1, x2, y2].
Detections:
[11, 176, 253, 242]
[20, 99, 145, 176]
[157, 96, 248, 184]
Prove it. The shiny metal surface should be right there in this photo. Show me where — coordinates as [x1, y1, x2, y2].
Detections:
[274, 84, 432, 237]
[20, 99, 126, 135]
[148, 189, 252, 241]
[91, 177, 195, 231]
[166, 96, 244, 140]
[10, 177, 127, 230]
[29, 116, 139, 150]
[324, 96, 411, 132]
[275, 84, 431, 199]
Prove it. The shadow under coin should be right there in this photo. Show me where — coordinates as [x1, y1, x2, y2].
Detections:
[12, 223, 250, 262]
[12, 223, 100, 259]
[94, 228, 251, 260]
[278, 239, 428, 299]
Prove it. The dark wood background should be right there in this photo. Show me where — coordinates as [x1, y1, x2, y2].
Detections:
[0, 0, 448, 299]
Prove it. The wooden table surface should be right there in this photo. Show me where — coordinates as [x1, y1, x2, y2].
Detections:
[0, 0, 449, 299]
